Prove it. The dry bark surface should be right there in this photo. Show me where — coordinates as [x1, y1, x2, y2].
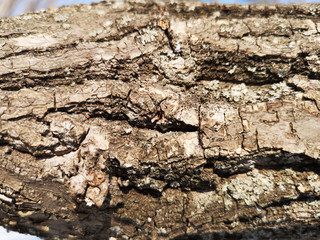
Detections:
[1, 1, 320, 239]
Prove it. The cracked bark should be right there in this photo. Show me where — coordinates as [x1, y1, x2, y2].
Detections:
[1, 1, 320, 239]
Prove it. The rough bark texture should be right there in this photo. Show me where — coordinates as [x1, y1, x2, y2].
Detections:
[1, 1, 320, 239]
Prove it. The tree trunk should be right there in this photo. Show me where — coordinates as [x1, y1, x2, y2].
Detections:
[1, 1, 320, 239]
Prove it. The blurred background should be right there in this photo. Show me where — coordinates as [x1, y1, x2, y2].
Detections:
[0, 0, 102, 17]
[0, 0, 317, 18]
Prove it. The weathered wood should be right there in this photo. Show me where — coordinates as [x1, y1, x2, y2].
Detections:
[1, 1, 320, 239]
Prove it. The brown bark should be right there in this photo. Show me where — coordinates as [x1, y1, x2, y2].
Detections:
[1, 1, 320, 239]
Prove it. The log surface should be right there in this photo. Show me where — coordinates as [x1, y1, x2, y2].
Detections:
[1, 1, 320, 239]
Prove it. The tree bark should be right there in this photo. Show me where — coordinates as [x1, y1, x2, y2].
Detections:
[1, 1, 320, 239]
